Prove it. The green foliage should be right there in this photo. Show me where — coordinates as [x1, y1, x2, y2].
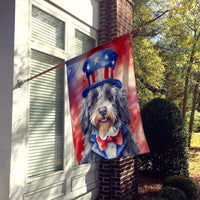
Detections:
[159, 45, 185, 106]
[162, 176, 198, 200]
[197, 101, 200, 112]
[132, 38, 165, 107]
[160, 0, 200, 117]
[132, 0, 168, 37]
[132, 0, 200, 144]
[140, 98, 189, 177]
[159, 186, 187, 200]
[186, 110, 200, 132]
[132, 0, 166, 108]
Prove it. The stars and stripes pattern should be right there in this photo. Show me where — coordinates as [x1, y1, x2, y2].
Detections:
[88, 67, 114, 85]
[83, 49, 118, 86]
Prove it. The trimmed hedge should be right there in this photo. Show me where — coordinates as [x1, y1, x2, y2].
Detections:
[163, 175, 198, 200]
[140, 98, 189, 177]
[159, 186, 187, 200]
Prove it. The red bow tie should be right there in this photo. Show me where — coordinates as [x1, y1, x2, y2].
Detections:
[96, 130, 123, 151]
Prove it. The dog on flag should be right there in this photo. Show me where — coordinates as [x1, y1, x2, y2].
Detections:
[80, 49, 140, 164]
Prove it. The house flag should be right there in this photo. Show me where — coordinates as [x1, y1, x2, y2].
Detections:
[66, 33, 149, 164]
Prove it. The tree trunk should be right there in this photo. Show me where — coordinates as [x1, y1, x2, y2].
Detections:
[188, 74, 200, 148]
[196, 92, 200, 109]
[182, 32, 199, 119]
[182, 65, 192, 119]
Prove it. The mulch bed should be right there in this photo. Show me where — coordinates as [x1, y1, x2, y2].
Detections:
[136, 172, 200, 200]
[137, 172, 162, 200]
[189, 147, 200, 193]
[135, 147, 200, 200]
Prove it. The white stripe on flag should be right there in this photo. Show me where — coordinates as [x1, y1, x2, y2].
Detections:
[109, 68, 111, 78]
[89, 75, 93, 85]
[98, 68, 101, 82]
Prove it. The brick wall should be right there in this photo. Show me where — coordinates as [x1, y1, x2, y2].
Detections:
[97, 157, 138, 200]
[98, 0, 134, 44]
[97, 1, 139, 199]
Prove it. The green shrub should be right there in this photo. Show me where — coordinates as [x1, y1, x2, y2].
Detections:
[140, 98, 189, 177]
[163, 175, 198, 200]
[159, 186, 187, 200]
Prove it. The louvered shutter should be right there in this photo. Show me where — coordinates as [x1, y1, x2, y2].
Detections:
[28, 6, 65, 178]
[75, 29, 96, 56]
[28, 50, 64, 178]
[31, 6, 64, 50]
[73, 29, 96, 166]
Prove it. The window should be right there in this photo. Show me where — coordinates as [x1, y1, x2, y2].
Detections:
[28, 5, 97, 177]
[28, 6, 65, 178]
[31, 6, 65, 50]
[75, 29, 96, 56]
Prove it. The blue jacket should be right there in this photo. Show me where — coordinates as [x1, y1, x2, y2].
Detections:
[81, 125, 140, 164]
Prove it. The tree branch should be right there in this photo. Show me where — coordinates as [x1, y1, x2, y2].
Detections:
[140, 10, 169, 27]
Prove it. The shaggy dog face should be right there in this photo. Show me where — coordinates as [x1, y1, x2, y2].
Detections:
[80, 82, 130, 138]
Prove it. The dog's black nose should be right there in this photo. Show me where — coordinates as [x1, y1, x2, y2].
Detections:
[99, 106, 107, 116]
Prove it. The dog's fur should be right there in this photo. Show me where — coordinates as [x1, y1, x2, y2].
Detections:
[80, 82, 140, 164]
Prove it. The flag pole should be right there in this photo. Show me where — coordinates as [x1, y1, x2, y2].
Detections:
[15, 61, 66, 88]
[15, 27, 141, 88]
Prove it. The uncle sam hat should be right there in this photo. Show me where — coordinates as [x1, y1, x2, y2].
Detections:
[82, 49, 122, 98]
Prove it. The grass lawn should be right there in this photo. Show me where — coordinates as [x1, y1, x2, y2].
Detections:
[190, 132, 200, 147]
[189, 132, 200, 190]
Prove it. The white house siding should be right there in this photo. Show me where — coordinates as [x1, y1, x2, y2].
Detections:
[48, 0, 99, 30]
[0, 1, 15, 199]
[0, 0, 100, 199]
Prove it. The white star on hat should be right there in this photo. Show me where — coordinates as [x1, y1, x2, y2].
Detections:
[93, 56, 99, 65]
[104, 54, 109, 59]
[87, 64, 90, 71]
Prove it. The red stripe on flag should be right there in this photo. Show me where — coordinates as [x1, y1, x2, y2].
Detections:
[91, 72, 95, 83]
[110, 68, 113, 78]
[88, 67, 114, 85]
[105, 67, 109, 79]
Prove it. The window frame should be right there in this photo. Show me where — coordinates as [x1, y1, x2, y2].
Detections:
[26, 0, 98, 183]
[27, 2, 67, 182]
[12, 1, 99, 199]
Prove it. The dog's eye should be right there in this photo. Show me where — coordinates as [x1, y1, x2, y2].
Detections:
[107, 94, 111, 98]
[92, 98, 97, 104]
[106, 93, 112, 100]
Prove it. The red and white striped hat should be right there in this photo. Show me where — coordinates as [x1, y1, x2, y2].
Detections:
[82, 49, 122, 97]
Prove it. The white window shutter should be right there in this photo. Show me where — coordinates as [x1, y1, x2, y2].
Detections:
[28, 50, 64, 178]
[28, 6, 65, 178]
[32, 6, 64, 50]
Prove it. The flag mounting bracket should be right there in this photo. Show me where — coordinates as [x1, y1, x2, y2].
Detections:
[13, 79, 26, 89]
[131, 27, 141, 38]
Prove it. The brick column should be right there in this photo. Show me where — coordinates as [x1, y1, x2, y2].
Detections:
[98, 0, 134, 45]
[97, 157, 138, 200]
[98, 1, 139, 200]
